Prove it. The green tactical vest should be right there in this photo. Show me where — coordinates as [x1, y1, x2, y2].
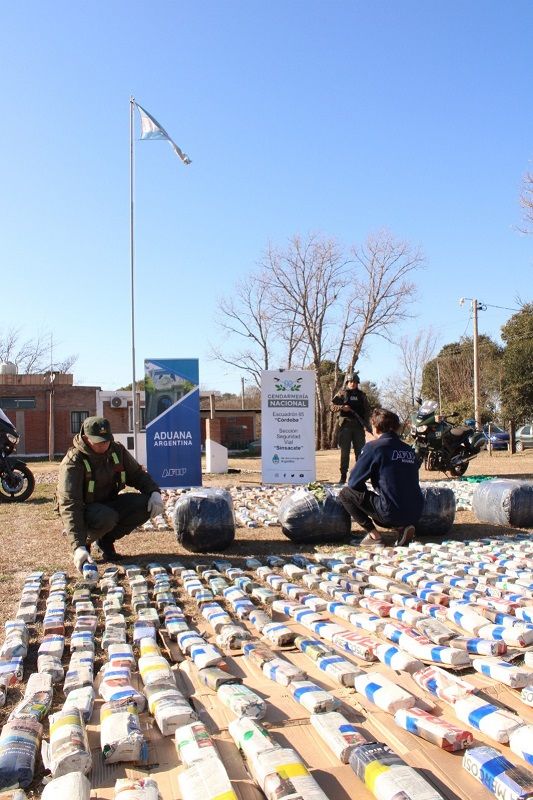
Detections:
[82, 448, 126, 503]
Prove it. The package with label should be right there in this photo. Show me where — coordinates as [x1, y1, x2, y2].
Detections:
[294, 636, 334, 662]
[37, 655, 64, 684]
[108, 643, 136, 669]
[228, 717, 279, 759]
[138, 655, 174, 687]
[463, 745, 533, 800]
[349, 741, 446, 799]
[242, 641, 276, 669]
[100, 699, 146, 763]
[217, 683, 267, 719]
[99, 665, 146, 711]
[216, 624, 251, 649]
[63, 666, 94, 696]
[0, 716, 42, 789]
[189, 643, 224, 669]
[478, 624, 533, 648]
[248, 609, 271, 632]
[289, 681, 340, 713]
[412, 665, 477, 704]
[9, 672, 53, 723]
[144, 682, 195, 736]
[451, 636, 507, 655]
[472, 658, 533, 688]
[332, 630, 378, 662]
[62, 686, 95, 723]
[315, 654, 364, 687]
[250, 746, 330, 800]
[175, 718, 220, 766]
[262, 657, 306, 686]
[0, 621, 29, 660]
[522, 687, 533, 707]
[178, 757, 237, 800]
[454, 695, 523, 742]
[46, 708, 91, 777]
[197, 666, 241, 690]
[353, 673, 416, 714]
[113, 777, 161, 800]
[415, 617, 455, 645]
[375, 644, 424, 674]
[262, 622, 296, 646]
[310, 712, 367, 763]
[176, 630, 206, 655]
[394, 707, 474, 751]
[41, 771, 91, 800]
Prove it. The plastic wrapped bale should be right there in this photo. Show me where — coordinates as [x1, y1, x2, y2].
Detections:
[416, 486, 456, 536]
[278, 486, 351, 544]
[41, 772, 91, 800]
[472, 479, 533, 527]
[173, 489, 235, 552]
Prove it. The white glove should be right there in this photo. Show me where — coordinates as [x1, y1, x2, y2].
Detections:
[147, 491, 165, 519]
[73, 546, 94, 573]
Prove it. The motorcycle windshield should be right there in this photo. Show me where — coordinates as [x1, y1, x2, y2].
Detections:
[419, 400, 438, 417]
[0, 408, 17, 432]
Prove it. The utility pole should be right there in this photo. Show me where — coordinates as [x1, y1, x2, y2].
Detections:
[241, 377, 245, 410]
[459, 297, 485, 429]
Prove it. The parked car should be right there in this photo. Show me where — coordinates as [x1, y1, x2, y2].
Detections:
[482, 423, 509, 451]
[515, 424, 533, 451]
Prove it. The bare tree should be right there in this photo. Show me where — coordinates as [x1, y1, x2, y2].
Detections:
[519, 171, 533, 234]
[0, 327, 77, 375]
[380, 328, 439, 427]
[214, 229, 424, 448]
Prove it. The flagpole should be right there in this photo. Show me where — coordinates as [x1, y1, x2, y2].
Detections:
[129, 95, 138, 460]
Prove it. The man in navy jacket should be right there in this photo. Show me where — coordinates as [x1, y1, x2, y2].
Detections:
[338, 407, 423, 546]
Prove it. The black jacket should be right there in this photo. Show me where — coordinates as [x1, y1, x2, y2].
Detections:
[332, 388, 371, 430]
[347, 431, 423, 525]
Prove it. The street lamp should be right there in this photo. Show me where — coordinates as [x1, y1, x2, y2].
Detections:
[459, 297, 486, 428]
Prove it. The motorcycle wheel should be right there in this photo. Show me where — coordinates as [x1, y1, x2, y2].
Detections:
[449, 462, 469, 477]
[0, 460, 36, 502]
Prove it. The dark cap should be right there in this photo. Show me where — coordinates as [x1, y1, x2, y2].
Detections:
[82, 416, 113, 442]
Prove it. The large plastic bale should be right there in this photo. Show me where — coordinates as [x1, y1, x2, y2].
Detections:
[472, 479, 533, 527]
[173, 489, 235, 552]
[278, 486, 351, 543]
[416, 486, 456, 536]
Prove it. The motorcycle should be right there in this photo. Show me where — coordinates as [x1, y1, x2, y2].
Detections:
[410, 399, 486, 477]
[0, 408, 35, 501]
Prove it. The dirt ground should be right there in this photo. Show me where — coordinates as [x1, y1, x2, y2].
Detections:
[0, 448, 531, 630]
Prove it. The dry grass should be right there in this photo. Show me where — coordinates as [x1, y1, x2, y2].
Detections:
[1, 448, 532, 630]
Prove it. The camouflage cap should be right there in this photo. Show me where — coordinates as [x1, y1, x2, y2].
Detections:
[82, 416, 113, 442]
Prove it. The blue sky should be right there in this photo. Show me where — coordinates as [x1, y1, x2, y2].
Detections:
[2, 2, 531, 395]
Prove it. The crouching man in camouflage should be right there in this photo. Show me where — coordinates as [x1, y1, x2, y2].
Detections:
[57, 416, 164, 571]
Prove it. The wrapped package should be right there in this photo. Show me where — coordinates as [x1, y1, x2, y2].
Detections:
[178, 758, 237, 800]
[472, 659, 533, 688]
[37, 655, 64, 684]
[521, 687, 533, 707]
[197, 667, 241, 690]
[174, 721, 218, 766]
[138, 655, 174, 687]
[174, 488, 235, 552]
[454, 695, 523, 742]
[478, 624, 533, 648]
[294, 636, 334, 662]
[41, 772, 91, 800]
[189, 643, 223, 669]
[108, 643, 136, 669]
[349, 741, 446, 799]
[99, 665, 146, 712]
[1, 621, 29, 660]
[113, 777, 161, 800]
[63, 666, 93, 696]
[332, 631, 378, 662]
[0, 717, 42, 789]
[216, 625, 251, 649]
[248, 609, 271, 633]
[463, 745, 533, 799]
[242, 642, 276, 669]
[144, 683, 195, 735]
[100, 700, 146, 763]
[228, 717, 279, 759]
[509, 725, 533, 767]
[412, 665, 477, 704]
[415, 618, 454, 645]
[262, 658, 306, 686]
[451, 636, 507, 656]
[375, 644, 424, 674]
[47, 708, 91, 777]
[250, 747, 330, 800]
[289, 681, 339, 713]
[353, 673, 415, 714]
[217, 683, 267, 719]
[9, 672, 53, 723]
[62, 686, 95, 723]
[315, 654, 364, 687]
[176, 631, 206, 655]
[394, 707, 474, 751]
[310, 712, 367, 763]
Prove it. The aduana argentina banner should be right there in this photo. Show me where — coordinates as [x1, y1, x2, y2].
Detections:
[145, 358, 201, 488]
[261, 369, 316, 484]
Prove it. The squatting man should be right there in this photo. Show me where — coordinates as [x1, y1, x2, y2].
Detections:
[57, 416, 164, 573]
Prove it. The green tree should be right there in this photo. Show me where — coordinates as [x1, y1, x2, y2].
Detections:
[500, 303, 533, 423]
[422, 335, 503, 422]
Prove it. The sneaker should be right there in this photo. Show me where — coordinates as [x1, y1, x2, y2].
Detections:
[396, 525, 416, 547]
[358, 531, 383, 547]
[92, 541, 123, 563]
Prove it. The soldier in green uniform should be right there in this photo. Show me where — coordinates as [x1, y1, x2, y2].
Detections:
[331, 373, 372, 484]
[57, 416, 164, 572]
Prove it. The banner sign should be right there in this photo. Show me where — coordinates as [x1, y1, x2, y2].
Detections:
[144, 358, 202, 488]
[261, 369, 316, 484]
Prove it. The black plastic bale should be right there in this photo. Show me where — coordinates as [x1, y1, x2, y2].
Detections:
[173, 489, 235, 552]
[278, 489, 352, 543]
[416, 485, 456, 536]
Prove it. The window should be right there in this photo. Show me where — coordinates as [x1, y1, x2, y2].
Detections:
[0, 397, 36, 409]
[128, 406, 146, 431]
[71, 411, 89, 434]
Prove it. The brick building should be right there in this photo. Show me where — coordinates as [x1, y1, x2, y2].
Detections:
[0, 374, 260, 457]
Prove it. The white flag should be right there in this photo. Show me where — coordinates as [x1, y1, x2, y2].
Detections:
[136, 103, 191, 165]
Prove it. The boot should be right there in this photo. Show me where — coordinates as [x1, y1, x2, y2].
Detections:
[339, 473, 347, 485]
